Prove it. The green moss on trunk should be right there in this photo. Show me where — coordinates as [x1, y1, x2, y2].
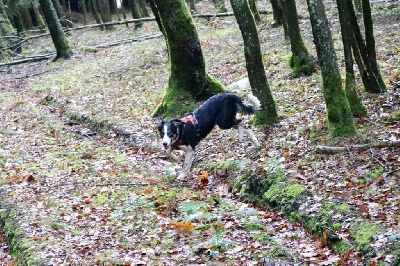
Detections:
[153, 0, 225, 118]
[282, 0, 316, 77]
[39, 0, 72, 59]
[306, 0, 356, 136]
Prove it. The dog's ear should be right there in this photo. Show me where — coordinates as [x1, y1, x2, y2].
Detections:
[171, 120, 183, 127]
[156, 115, 164, 127]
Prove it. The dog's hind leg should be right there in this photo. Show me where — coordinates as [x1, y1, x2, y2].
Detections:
[178, 146, 195, 180]
[238, 125, 260, 147]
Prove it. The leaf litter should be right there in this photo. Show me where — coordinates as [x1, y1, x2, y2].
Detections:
[0, 0, 399, 265]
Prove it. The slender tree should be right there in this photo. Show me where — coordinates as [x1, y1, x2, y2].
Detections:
[97, 0, 114, 30]
[152, 0, 225, 118]
[78, 0, 87, 24]
[306, 0, 356, 136]
[230, 0, 278, 125]
[248, 0, 261, 24]
[281, 0, 315, 77]
[336, 0, 367, 116]
[347, 0, 386, 93]
[39, 0, 72, 59]
[90, 0, 104, 30]
[212, 0, 227, 13]
[270, 0, 283, 26]
[51, 0, 67, 27]
[30, 0, 46, 32]
[0, 0, 15, 37]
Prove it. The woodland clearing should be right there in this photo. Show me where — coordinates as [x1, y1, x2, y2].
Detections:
[0, 0, 399, 265]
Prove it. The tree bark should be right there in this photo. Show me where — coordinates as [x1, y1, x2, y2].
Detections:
[97, 0, 114, 30]
[78, 0, 88, 24]
[39, 0, 72, 59]
[31, 0, 46, 32]
[336, 0, 367, 117]
[361, 0, 386, 93]
[139, 0, 150, 17]
[230, 0, 278, 125]
[152, 0, 225, 118]
[270, 0, 284, 26]
[248, 0, 261, 24]
[90, 0, 104, 30]
[0, 0, 15, 37]
[212, 0, 227, 13]
[306, 0, 356, 136]
[347, 0, 386, 93]
[51, 0, 67, 27]
[281, 0, 315, 77]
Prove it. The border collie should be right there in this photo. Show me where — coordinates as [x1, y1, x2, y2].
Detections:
[157, 93, 261, 179]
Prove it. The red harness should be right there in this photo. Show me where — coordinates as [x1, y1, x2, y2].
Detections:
[181, 114, 198, 126]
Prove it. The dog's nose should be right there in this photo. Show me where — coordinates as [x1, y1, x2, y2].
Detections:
[163, 143, 169, 149]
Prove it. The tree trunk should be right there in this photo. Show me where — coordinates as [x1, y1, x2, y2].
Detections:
[212, 0, 226, 13]
[152, 0, 225, 118]
[347, 0, 386, 93]
[281, 0, 315, 77]
[129, 0, 144, 28]
[248, 0, 261, 24]
[270, 0, 284, 27]
[97, 0, 114, 30]
[90, 0, 104, 30]
[78, 0, 87, 24]
[0, 0, 15, 37]
[361, 0, 386, 93]
[39, 0, 72, 59]
[306, 0, 356, 136]
[51, 0, 67, 27]
[31, 0, 46, 32]
[336, 0, 367, 117]
[139, 0, 149, 17]
[230, 0, 278, 125]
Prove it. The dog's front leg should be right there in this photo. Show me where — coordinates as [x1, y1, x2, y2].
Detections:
[178, 146, 194, 180]
[165, 147, 180, 162]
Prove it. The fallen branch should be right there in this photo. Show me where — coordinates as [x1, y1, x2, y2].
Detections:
[0, 54, 55, 67]
[315, 139, 400, 154]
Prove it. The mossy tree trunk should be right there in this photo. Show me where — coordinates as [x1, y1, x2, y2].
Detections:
[347, 0, 386, 93]
[78, 0, 87, 24]
[129, 0, 144, 28]
[281, 0, 315, 77]
[212, 0, 227, 13]
[31, 0, 46, 32]
[39, 0, 73, 60]
[230, 0, 278, 126]
[97, 0, 114, 30]
[306, 0, 356, 136]
[152, 0, 225, 118]
[90, 0, 104, 30]
[139, 0, 149, 16]
[270, 0, 284, 26]
[0, 0, 15, 36]
[337, 0, 367, 117]
[51, 0, 67, 27]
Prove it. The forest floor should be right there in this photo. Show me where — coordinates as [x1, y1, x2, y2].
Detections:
[0, 0, 399, 265]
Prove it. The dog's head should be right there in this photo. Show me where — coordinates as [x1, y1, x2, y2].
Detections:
[157, 117, 183, 149]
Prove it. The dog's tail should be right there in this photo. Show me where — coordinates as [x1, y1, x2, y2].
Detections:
[236, 94, 261, 115]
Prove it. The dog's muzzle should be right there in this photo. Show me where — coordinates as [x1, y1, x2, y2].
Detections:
[163, 143, 169, 149]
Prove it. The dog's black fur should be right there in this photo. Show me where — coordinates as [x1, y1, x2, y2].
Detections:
[157, 93, 260, 179]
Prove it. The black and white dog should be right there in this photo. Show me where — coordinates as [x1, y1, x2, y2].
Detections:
[157, 93, 261, 179]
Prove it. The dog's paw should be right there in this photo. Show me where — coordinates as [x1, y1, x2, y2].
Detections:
[177, 172, 187, 181]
